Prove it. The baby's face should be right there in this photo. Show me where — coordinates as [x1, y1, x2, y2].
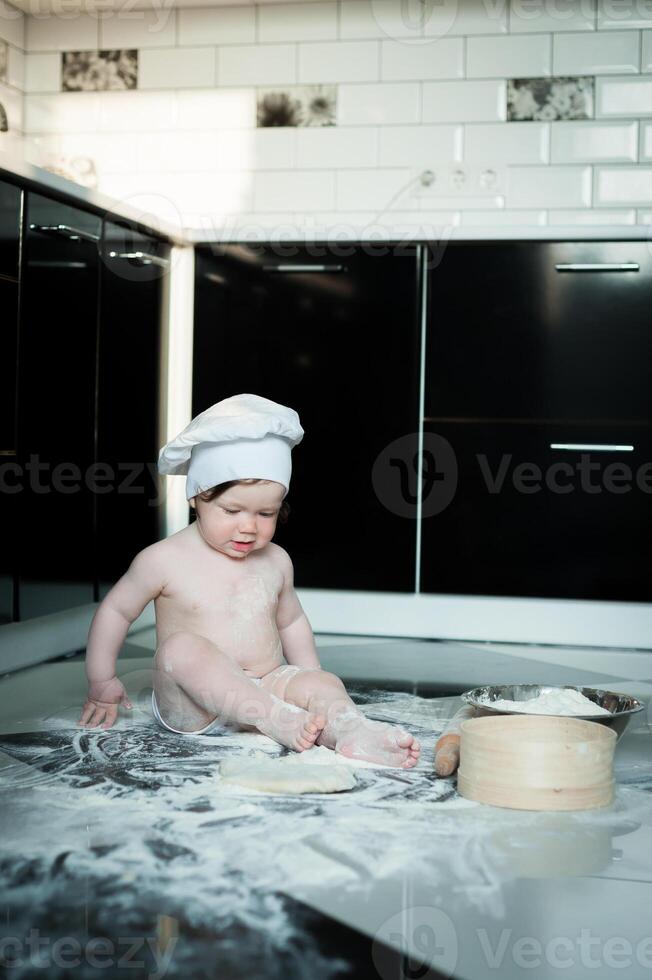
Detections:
[190, 481, 286, 559]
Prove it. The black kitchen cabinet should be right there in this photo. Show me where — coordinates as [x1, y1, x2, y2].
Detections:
[96, 220, 168, 598]
[0, 179, 21, 624]
[193, 244, 422, 592]
[0, 179, 21, 281]
[420, 421, 652, 602]
[426, 241, 652, 423]
[422, 240, 652, 603]
[16, 193, 102, 619]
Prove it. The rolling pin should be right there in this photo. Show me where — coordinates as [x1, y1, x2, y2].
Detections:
[434, 704, 478, 776]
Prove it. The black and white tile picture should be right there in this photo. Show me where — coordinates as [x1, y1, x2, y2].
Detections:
[507, 76, 594, 121]
[0, 39, 7, 84]
[62, 49, 138, 92]
[257, 85, 337, 127]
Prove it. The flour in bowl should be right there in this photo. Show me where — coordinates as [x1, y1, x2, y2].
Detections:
[479, 688, 612, 717]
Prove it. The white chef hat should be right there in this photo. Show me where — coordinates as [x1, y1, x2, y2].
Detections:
[158, 393, 304, 501]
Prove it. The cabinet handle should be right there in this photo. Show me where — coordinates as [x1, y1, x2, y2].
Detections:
[262, 264, 345, 273]
[30, 223, 100, 244]
[554, 263, 639, 273]
[108, 250, 169, 268]
[550, 443, 634, 452]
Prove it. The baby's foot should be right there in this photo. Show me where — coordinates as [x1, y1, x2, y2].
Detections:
[257, 702, 326, 753]
[335, 718, 421, 769]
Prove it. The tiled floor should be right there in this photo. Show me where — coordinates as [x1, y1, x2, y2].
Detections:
[1, 630, 651, 980]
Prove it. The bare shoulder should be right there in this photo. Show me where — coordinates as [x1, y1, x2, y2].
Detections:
[265, 542, 294, 580]
[126, 535, 180, 589]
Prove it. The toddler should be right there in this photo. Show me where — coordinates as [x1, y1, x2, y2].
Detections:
[78, 394, 420, 769]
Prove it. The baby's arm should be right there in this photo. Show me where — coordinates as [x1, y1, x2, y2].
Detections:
[79, 545, 166, 728]
[275, 547, 321, 670]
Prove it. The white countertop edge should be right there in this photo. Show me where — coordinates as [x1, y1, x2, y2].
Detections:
[0, 150, 187, 246]
[188, 223, 652, 244]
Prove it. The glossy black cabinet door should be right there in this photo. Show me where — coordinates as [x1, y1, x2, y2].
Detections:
[96, 221, 167, 597]
[427, 241, 652, 423]
[0, 180, 21, 452]
[420, 421, 652, 602]
[16, 193, 101, 619]
[0, 180, 22, 624]
[0, 179, 21, 281]
[193, 244, 421, 591]
[0, 277, 19, 625]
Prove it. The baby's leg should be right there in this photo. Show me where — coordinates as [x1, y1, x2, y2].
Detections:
[153, 632, 325, 752]
[274, 668, 420, 769]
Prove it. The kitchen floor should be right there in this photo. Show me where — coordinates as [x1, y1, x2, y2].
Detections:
[1, 633, 651, 980]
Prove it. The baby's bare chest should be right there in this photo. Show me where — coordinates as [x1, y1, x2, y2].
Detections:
[158, 555, 284, 627]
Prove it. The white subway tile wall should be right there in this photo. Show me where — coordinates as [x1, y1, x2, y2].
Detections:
[597, 0, 652, 31]
[24, 52, 59, 94]
[466, 34, 552, 79]
[258, 2, 337, 42]
[381, 36, 463, 81]
[642, 121, 652, 160]
[507, 164, 592, 207]
[464, 122, 549, 163]
[3, 0, 650, 233]
[378, 124, 462, 166]
[218, 42, 297, 86]
[553, 31, 640, 75]
[26, 12, 98, 52]
[597, 76, 652, 116]
[510, 0, 594, 34]
[5, 42, 23, 90]
[423, 79, 506, 122]
[338, 80, 419, 124]
[550, 120, 638, 162]
[300, 40, 378, 83]
[0, 0, 24, 154]
[297, 124, 376, 167]
[99, 10, 177, 50]
[594, 165, 652, 205]
[643, 30, 652, 72]
[178, 7, 256, 47]
[139, 47, 217, 90]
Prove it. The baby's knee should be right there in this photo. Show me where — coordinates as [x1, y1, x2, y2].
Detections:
[319, 670, 346, 690]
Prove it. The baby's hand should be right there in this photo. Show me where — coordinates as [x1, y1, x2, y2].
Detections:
[77, 677, 133, 730]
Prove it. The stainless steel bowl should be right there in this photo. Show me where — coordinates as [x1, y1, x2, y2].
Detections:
[461, 684, 645, 740]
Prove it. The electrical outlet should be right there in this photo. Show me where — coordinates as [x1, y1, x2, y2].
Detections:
[412, 166, 505, 198]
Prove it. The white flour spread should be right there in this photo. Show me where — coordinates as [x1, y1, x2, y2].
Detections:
[479, 688, 612, 716]
[219, 745, 393, 795]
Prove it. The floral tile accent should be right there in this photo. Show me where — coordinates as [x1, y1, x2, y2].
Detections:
[507, 76, 594, 122]
[257, 85, 336, 128]
[0, 40, 7, 85]
[62, 50, 138, 92]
